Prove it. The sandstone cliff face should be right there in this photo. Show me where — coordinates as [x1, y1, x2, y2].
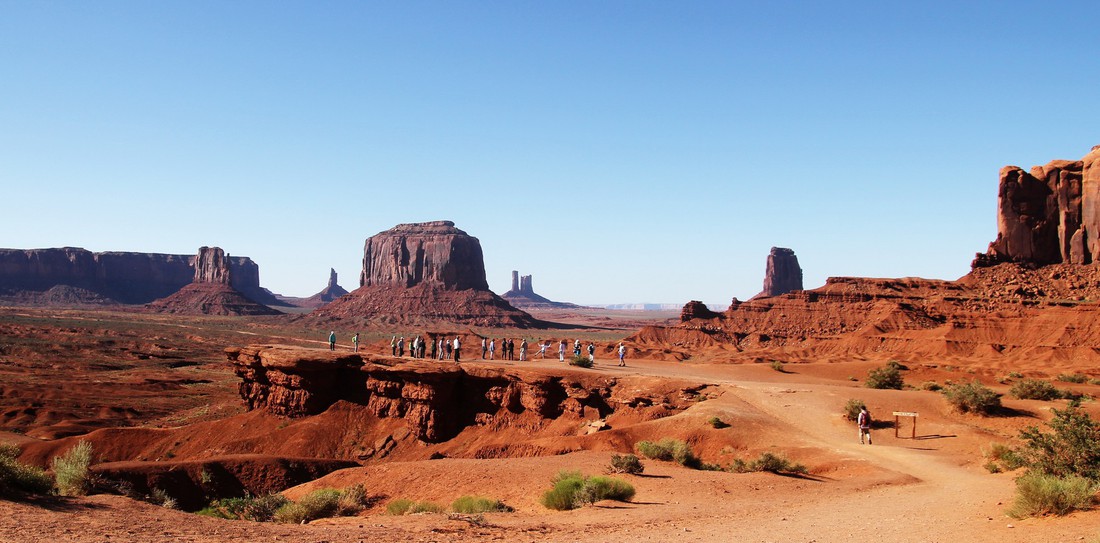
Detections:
[146, 247, 281, 316]
[310, 221, 544, 326]
[756, 247, 803, 298]
[0, 247, 273, 305]
[226, 346, 690, 444]
[193, 246, 231, 284]
[680, 300, 719, 321]
[978, 146, 1100, 266]
[360, 221, 488, 291]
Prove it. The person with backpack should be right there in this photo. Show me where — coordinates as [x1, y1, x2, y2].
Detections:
[857, 406, 873, 445]
[587, 343, 596, 363]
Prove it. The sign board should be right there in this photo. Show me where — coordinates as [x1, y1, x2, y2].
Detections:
[893, 411, 918, 417]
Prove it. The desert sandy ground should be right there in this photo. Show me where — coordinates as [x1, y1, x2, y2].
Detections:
[1, 309, 1099, 543]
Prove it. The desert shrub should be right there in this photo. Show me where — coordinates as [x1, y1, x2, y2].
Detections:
[843, 399, 866, 421]
[199, 494, 290, 521]
[920, 381, 943, 392]
[53, 441, 93, 497]
[1007, 471, 1098, 518]
[985, 443, 1027, 472]
[386, 498, 414, 515]
[569, 354, 593, 368]
[770, 361, 785, 372]
[1018, 407, 1100, 480]
[865, 364, 904, 390]
[885, 360, 908, 371]
[1007, 371, 1024, 379]
[540, 471, 634, 510]
[1010, 379, 1064, 401]
[730, 452, 807, 475]
[634, 438, 698, 468]
[274, 488, 340, 524]
[607, 453, 644, 475]
[336, 483, 369, 516]
[451, 495, 511, 514]
[943, 380, 1001, 415]
[1057, 373, 1089, 384]
[0, 444, 53, 497]
[707, 416, 730, 429]
[409, 501, 444, 514]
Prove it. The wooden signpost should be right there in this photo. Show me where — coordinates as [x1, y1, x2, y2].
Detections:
[893, 411, 918, 439]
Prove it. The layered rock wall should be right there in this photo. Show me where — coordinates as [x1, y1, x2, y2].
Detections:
[0, 247, 267, 304]
[360, 221, 489, 290]
[979, 146, 1100, 266]
[226, 346, 663, 442]
[757, 247, 803, 298]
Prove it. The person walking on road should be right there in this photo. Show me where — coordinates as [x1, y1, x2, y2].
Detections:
[858, 406, 873, 445]
[328, 331, 336, 351]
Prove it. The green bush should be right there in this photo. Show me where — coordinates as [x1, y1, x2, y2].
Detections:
[707, 416, 730, 429]
[919, 381, 943, 392]
[52, 441, 93, 497]
[1007, 471, 1098, 518]
[386, 498, 414, 515]
[1019, 407, 1100, 480]
[985, 443, 1027, 472]
[336, 483, 369, 516]
[198, 494, 291, 521]
[843, 399, 866, 421]
[451, 495, 511, 514]
[408, 501, 444, 514]
[865, 365, 904, 390]
[0, 444, 53, 497]
[1007, 371, 1024, 379]
[729, 452, 807, 475]
[540, 471, 634, 510]
[770, 361, 785, 372]
[943, 380, 1002, 415]
[569, 354, 593, 368]
[1056, 373, 1089, 384]
[635, 438, 698, 467]
[274, 488, 342, 524]
[607, 453, 644, 475]
[1010, 379, 1064, 401]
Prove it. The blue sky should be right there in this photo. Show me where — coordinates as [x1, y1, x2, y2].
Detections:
[2, 1, 1098, 306]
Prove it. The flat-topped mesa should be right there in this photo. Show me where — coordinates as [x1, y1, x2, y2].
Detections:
[975, 145, 1100, 267]
[194, 246, 231, 284]
[680, 300, 719, 321]
[360, 220, 488, 291]
[756, 247, 803, 298]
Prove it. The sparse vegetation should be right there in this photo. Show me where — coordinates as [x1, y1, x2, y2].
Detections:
[1007, 371, 1024, 379]
[386, 498, 415, 515]
[1018, 407, 1100, 481]
[607, 453, 644, 475]
[1056, 373, 1089, 384]
[270, 485, 370, 524]
[635, 438, 699, 468]
[942, 380, 1001, 415]
[451, 495, 512, 514]
[728, 452, 807, 475]
[569, 354, 593, 368]
[1010, 379, 1064, 401]
[865, 364, 904, 390]
[1007, 472, 1098, 518]
[843, 399, 866, 421]
[984, 443, 1027, 473]
[707, 416, 730, 429]
[540, 470, 635, 510]
[52, 441, 93, 497]
[0, 444, 54, 497]
[919, 381, 943, 392]
[770, 360, 785, 372]
[198, 494, 290, 521]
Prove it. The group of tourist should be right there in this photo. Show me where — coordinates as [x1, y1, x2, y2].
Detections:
[326, 331, 628, 367]
[389, 335, 462, 362]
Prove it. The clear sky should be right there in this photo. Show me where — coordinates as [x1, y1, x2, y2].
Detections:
[2, 2, 1098, 307]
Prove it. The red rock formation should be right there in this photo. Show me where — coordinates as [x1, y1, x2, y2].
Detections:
[680, 300, 719, 321]
[146, 247, 281, 316]
[226, 345, 693, 443]
[360, 221, 488, 290]
[0, 247, 279, 305]
[755, 247, 803, 298]
[310, 222, 545, 327]
[305, 268, 349, 306]
[502, 270, 580, 310]
[977, 146, 1100, 266]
